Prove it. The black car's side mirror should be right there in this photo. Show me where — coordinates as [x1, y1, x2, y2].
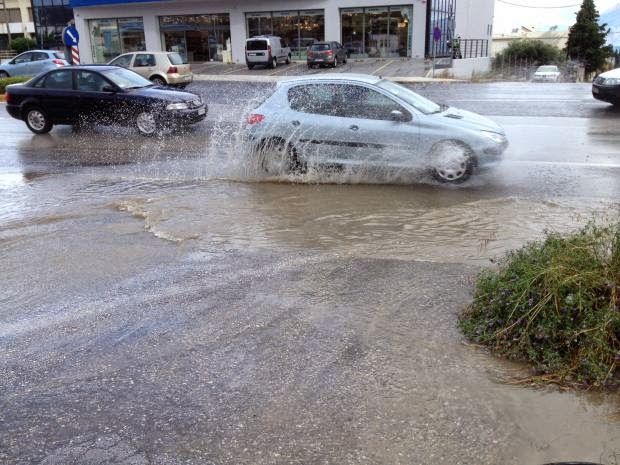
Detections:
[101, 85, 117, 93]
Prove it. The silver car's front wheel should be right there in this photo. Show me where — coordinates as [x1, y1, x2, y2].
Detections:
[430, 141, 474, 183]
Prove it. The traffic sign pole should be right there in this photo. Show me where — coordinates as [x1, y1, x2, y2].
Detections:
[71, 46, 80, 65]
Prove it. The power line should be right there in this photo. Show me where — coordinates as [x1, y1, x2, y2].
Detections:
[497, 0, 582, 8]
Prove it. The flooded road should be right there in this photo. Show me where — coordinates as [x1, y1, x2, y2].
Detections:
[1, 82, 619, 465]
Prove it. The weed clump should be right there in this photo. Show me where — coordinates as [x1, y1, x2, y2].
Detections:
[460, 222, 620, 388]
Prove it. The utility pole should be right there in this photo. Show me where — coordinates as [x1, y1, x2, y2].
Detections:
[0, 0, 12, 49]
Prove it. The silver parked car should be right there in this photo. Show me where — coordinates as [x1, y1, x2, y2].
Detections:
[532, 65, 561, 82]
[245, 74, 508, 183]
[0, 50, 68, 78]
[108, 51, 193, 87]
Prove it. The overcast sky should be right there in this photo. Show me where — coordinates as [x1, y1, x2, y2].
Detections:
[494, 0, 620, 33]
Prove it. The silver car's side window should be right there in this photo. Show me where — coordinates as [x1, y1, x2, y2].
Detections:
[338, 85, 412, 121]
[111, 54, 132, 68]
[288, 84, 341, 117]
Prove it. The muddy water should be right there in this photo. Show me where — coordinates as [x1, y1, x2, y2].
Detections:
[1, 113, 620, 464]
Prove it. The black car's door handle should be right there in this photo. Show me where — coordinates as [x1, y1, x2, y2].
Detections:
[291, 120, 300, 126]
[349, 125, 359, 131]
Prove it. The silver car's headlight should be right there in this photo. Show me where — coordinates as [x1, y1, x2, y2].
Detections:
[166, 102, 189, 110]
[480, 131, 506, 144]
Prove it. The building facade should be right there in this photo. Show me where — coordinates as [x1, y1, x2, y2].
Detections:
[0, 0, 35, 49]
[69, 0, 493, 65]
[30, 0, 74, 49]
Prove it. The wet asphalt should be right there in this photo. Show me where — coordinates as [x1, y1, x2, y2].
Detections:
[1, 81, 619, 465]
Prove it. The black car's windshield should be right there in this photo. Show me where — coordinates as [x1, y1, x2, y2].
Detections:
[102, 67, 153, 89]
[377, 79, 442, 115]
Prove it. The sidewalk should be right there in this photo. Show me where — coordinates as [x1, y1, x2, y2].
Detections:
[191, 57, 464, 83]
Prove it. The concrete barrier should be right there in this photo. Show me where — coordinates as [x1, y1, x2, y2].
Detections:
[449, 57, 491, 79]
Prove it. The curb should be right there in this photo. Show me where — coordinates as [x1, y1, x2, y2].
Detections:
[193, 74, 465, 84]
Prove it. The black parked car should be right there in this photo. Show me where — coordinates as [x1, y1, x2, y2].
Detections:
[4, 65, 207, 136]
[307, 41, 348, 68]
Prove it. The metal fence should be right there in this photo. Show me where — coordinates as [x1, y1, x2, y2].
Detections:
[489, 56, 586, 82]
[459, 39, 489, 59]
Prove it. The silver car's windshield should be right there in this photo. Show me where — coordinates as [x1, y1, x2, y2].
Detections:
[102, 68, 153, 89]
[537, 66, 558, 72]
[377, 79, 442, 115]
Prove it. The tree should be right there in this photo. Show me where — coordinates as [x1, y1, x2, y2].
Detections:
[494, 39, 563, 67]
[10, 37, 37, 54]
[565, 0, 613, 75]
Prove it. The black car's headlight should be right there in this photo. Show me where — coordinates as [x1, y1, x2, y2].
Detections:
[166, 102, 189, 110]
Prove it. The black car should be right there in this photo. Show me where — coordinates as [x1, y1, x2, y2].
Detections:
[307, 42, 348, 68]
[4, 65, 207, 136]
[592, 68, 620, 105]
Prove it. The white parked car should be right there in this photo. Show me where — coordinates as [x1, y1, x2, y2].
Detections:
[532, 65, 561, 82]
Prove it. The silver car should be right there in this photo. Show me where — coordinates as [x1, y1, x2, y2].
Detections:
[245, 74, 508, 183]
[0, 50, 68, 78]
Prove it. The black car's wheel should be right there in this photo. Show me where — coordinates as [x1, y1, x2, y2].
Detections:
[0, 71, 9, 78]
[258, 138, 306, 175]
[136, 111, 158, 137]
[150, 76, 167, 86]
[270, 57, 277, 69]
[343, 55, 347, 65]
[247, 64, 255, 70]
[430, 141, 474, 184]
[25, 107, 53, 135]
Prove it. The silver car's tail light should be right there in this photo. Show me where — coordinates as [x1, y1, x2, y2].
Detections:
[247, 114, 265, 124]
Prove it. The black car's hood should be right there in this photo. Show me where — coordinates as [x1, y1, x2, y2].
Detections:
[126, 86, 200, 103]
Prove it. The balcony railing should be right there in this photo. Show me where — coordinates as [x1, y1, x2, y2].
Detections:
[453, 39, 489, 59]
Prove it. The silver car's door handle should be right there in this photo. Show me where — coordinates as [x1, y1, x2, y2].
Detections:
[349, 125, 359, 131]
[291, 120, 300, 126]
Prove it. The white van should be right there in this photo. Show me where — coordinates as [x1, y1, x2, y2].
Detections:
[245, 36, 292, 69]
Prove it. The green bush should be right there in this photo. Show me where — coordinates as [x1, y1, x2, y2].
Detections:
[10, 37, 37, 54]
[460, 221, 620, 387]
[494, 39, 564, 67]
[0, 76, 31, 94]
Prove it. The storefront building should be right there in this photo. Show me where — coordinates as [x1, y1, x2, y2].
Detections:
[69, 0, 491, 65]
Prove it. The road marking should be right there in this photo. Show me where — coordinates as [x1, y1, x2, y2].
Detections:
[448, 98, 590, 103]
[504, 160, 620, 168]
[221, 65, 249, 75]
[269, 62, 303, 76]
[372, 60, 394, 76]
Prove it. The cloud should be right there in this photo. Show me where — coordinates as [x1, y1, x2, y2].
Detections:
[494, 0, 620, 33]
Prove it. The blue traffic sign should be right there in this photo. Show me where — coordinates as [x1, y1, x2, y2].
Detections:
[63, 25, 80, 47]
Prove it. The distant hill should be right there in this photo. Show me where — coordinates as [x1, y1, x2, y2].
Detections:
[600, 5, 620, 49]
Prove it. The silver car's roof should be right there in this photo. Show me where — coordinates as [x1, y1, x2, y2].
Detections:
[278, 73, 383, 87]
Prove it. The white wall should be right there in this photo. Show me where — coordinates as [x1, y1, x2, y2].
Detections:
[74, 0, 428, 64]
[454, 0, 494, 55]
[450, 56, 490, 78]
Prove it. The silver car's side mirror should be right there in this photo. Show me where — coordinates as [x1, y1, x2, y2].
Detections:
[390, 110, 406, 122]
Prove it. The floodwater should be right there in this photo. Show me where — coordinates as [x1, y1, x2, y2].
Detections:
[1, 82, 620, 465]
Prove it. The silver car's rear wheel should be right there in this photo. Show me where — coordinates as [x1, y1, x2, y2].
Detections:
[136, 111, 158, 136]
[0, 71, 9, 78]
[258, 139, 306, 175]
[431, 141, 474, 183]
